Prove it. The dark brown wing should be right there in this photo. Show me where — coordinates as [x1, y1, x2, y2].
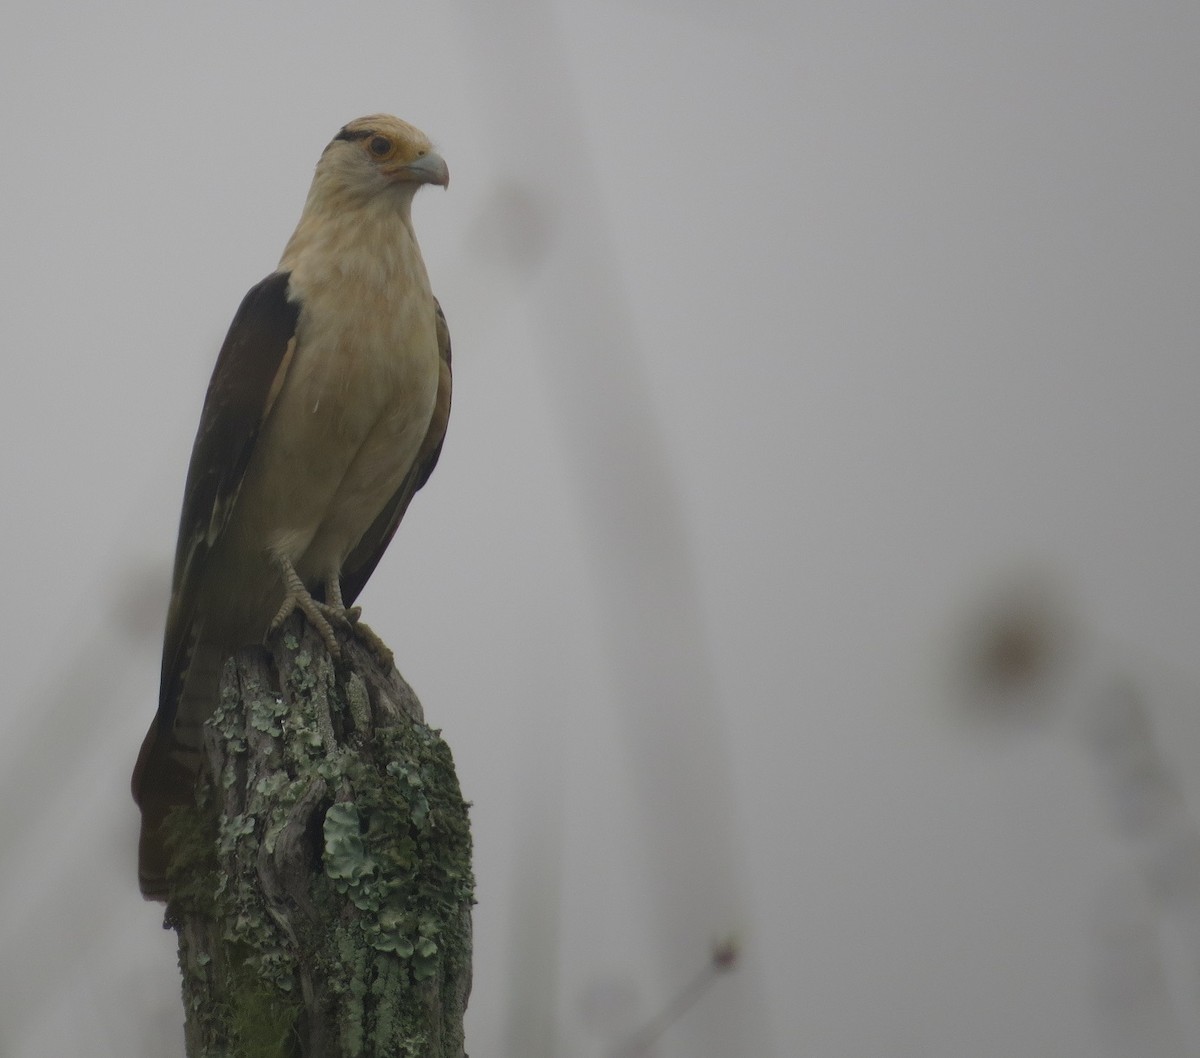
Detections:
[146, 271, 301, 749]
[133, 272, 301, 896]
[340, 298, 452, 605]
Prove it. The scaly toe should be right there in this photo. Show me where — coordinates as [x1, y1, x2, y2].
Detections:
[269, 592, 342, 657]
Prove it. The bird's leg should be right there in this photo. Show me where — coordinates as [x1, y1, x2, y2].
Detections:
[322, 576, 362, 624]
[322, 574, 395, 670]
[268, 555, 350, 657]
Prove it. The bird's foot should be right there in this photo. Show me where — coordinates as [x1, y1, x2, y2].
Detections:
[268, 561, 394, 667]
[269, 559, 354, 657]
[323, 578, 393, 668]
[268, 590, 348, 657]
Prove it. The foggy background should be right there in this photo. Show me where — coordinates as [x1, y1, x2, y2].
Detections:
[3, 2, 1200, 1055]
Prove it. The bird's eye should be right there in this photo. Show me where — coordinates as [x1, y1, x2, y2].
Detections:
[368, 136, 392, 157]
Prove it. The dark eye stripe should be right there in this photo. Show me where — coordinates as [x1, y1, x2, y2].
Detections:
[334, 127, 373, 143]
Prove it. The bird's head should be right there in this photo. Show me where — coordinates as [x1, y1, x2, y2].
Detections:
[315, 114, 449, 202]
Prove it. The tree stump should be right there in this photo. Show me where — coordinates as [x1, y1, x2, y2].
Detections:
[162, 615, 473, 1058]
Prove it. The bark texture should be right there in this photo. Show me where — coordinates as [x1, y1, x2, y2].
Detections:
[163, 616, 473, 1057]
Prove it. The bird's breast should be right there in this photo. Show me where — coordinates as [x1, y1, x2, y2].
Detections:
[211, 270, 441, 613]
[288, 286, 438, 443]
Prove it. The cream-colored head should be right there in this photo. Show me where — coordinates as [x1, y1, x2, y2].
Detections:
[311, 114, 449, 204]
[282, 115, 447, 278]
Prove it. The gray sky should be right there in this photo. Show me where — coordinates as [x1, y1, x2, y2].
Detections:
[4, 2, 1200, 1056]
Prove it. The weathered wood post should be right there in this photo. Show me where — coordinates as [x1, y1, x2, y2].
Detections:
[162, 615, 473, 1057]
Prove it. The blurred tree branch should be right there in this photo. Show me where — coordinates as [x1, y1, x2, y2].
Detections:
[163, 616, 473, 1057]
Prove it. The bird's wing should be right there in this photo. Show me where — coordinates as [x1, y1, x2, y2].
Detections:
[156, 270, 301, 721]
[340, 298, 452, 606]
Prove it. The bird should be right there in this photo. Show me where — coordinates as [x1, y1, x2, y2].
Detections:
[131, 115, 452, 900]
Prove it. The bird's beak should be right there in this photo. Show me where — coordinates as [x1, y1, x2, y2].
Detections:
[399, 151, 450, 188]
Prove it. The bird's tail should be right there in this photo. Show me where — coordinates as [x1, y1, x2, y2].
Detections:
[131, 643, 226, 900]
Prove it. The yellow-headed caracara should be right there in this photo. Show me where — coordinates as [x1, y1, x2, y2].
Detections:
[132, 115, 452, 899]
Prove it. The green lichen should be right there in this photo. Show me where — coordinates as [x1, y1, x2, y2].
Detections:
[324, 802, 377, 888]
[317, 721, 473, 961]
[347, 672, 372, 732]
[310, 712, 474, 1053]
